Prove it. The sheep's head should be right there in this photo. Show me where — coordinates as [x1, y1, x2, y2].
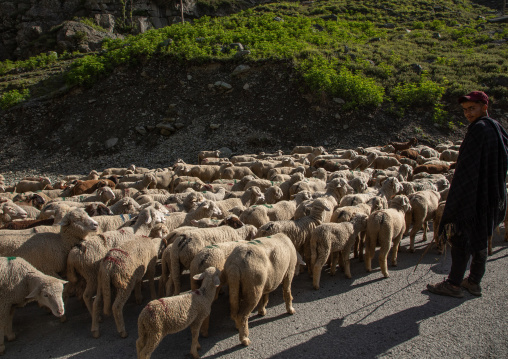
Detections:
[248, 186, 265, 204]
[0, 199, 28, 220]
[97, 186, 115, 202]
[409, 137, 418, 145]
[351, 213, 368, 231]
[149, 223, 170, 239]
[220, 215, 244, 229]
[60, 208, 99, 234]
[197, 200, 222, 218]
[26, 278, 67, 318]
[389, 195, 411, 213]
[193, 267, 221, 289]
[138, 206, 166, 226]
[383, 177, 403, 197]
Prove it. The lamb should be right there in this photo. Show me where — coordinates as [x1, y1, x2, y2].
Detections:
[418, 146, 440, 158]
[184, 165, 221, 182]
[388, 137, 418, 152]
[262, 186, 284, 204]
[0, 257, 67, 355]
[364, 195, 412, 278]
[413, 164, 450, 175]
[199, 187, 226, 202]
[222, 233, 299, 346]
[213, 186, 265, 217]
[219, 163, 258, 180]
[108, 196, 141, 215]
[291, 145, 325, 155]
[91, 235, 166, 338]
[240, 200, 297, 228]
[14, 177, 53, 193]
[310, 213, 368, 289]
[405, 190, 441, 252]
[136, 267, 221, 359]
[115, 173, 157, 191]
[169, 223, 258, 295]
[256, 198, 331, 263]
[198, 150, 221, 164]
[400, 180, 438, 195]
[340, 177, 403, 207]
[0, 198, 28, 226]
[66, 207, 166, 316]
[164, 200, 223, 232]
[0, 207, 99, 276]
[71, 179, 116, 196]
[63, 170, 100, 182]
[94, 213, 137, 232]
[101, 164, 136, 177]
[371, 156, 402, 170]
[439, 149, 460, 162]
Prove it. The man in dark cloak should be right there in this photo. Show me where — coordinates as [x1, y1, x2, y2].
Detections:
[427, 91, 508, 298]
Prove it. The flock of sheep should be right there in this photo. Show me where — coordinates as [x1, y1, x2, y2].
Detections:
[1, 139, 506, 358]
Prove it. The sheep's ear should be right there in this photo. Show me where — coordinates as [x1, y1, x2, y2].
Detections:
[213, 275, 221, 287]
[59, 214, 71, 226]
[193, 273, 204, 281]
[26, 285, 42, 299]
[145, 212, 152, 224]
[190, 219, 199, 227]
[59, 280, 68, 286]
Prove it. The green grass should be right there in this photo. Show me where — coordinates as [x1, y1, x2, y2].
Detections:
[1, 0, 507, 112]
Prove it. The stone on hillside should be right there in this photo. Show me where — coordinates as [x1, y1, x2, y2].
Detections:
[214, 81, 232, 90]
[312, 24, 324, 31]
[105, 137, 118, 149]
[160, 129, 172, 136]
[274, 17, 283, 22]
[411, 63, 423, 74]
[235, 50, 251, 58]
[433, 32, 441, 39]
[333, 98, 345, 104]
[218, 147, 233, 158]
[94, 14, 115, 32]
[232, 64, 251, 76]
[174, 122, 185, 129]
[156, 123, 175, 132]
[383, 23, 395, 28]
[230, 43, 244, 51]
[369, 37, 382, 42]
[210, 123, 221, 130]
[56, 21, 123, 53]
[135, 126, 147, 135]
[322, 14, 338, 21]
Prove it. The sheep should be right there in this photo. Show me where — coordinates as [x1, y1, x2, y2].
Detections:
[240, 200, 297, 228]
[91, 235, 166, 338]
[400, 180, 437, 196]
[136, 267, 221, 359]
[101, 164, 136, 177]
[198, 150, 221, 164]
[310, 213, 368, 288]
[0, 257, 67, 355]
[439, 149, 459, 162]
[0, 198, 28, 226]
[291, 145, 325, 155]
[93, 213, 136, 232]
[0, 218, 55, 230]
[115, 173, 156, 191]
[417, 146, 440, 158]
[219, 163, 258, 180]
[174, 179, 206, 193]
[164, 200, 223, 232]
[107, 196, 141, 215]
[66, 207, 167, 316]
[63, 170, 100, 182]
[262, 186, 284, 204]
[169, 223, 258, 295]
[0, 207, 99, 276]
[388, 138, 418, 152]
[256, 198, 331, 264]
[184, 165, 221, 182]
[213, 186, 265, 217]
[222, 233, 299, 346]
[405, 190, 441, 252]
[371, 156, 402, 170]
[413, 164, 450, 175]
[71, 179, 116, 196]
[14, 177, 53, 193]
[340, 177, 403, 207]
[199, 187, 226, 202]
[364, 195, 412, 278]
[244, 178, 282, 192]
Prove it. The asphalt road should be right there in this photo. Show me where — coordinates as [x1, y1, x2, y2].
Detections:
[6, 229, 508, 359]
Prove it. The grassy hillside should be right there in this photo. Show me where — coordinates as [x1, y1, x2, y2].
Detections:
[1, 0, 507, 128]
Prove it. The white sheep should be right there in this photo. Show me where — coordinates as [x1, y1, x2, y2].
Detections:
[310, 214, 368, 289]
[169, 223, 257, 295]
[0, 257, 67, 355]
[0, 198, 28, 226]
[91, 235, 166, 338]
[364, 195, 412, 278]
[405, 190, 441, 252]
[136, 267, 221, 359]
[223, 233, 299, 346]
[14, 177, 52, 193]
[164, 200, 223, 232]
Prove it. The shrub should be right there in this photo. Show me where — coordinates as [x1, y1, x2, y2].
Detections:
[391, 77, 446, 107]
[65, 55, 109, 86]
[0, 89, 30, 110]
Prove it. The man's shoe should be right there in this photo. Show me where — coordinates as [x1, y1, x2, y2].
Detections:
[461, 278, 482, 297]
[427, 280, 464, 298]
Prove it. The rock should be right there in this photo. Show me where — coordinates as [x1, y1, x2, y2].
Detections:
[218, 147, 233, 158]
[174, 122, 185, 129]
[322, 14, 338, 21]
[235, 50, 251, 58]
[105, 137, 118, 149]
[433, 32, 441, 39]
[369, 37, 382, 42]
[312, 24, 324, 31]
[243, 83, 250, 90]
[157, 39, 173, 51]
[343, 125, 349, 130]
[333, 98, 345, 104]
[232, 65, 251, 76]
[94, 14, 115, 33]
[214, 81, 232, 90]
[163, 117, 176, 123]
[156, 123, 175, 132]
[135, 126, 147, 135]
[187, 75, 192, 80]
[56, 21, 123, 53]
[210, 123, 221, 130]
[230, 43, 244, 51]
[160, 129, 172, 136]
[383, 23, 396, 29]
[273, 17, 283, 22]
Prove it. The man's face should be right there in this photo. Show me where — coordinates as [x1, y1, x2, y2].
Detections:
[461, 101, 487, 123]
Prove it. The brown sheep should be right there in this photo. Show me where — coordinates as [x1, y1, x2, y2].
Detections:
[413, 164, 450, 175]
[71, 179, 116, 196]
[389, 138, 418, 152]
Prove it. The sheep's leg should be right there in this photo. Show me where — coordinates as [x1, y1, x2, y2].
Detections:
[257, 293, 269, 316]
[341, 247, 353, 279]
[134, 281, 143, 305]
[0, 312, 5, 355]
[83, 281, 97, 317]
[488, 235, 493, 256]
[5, 308, 15, 342]
[364, 234, 377, 273]
[200, 315, 210, 337]
[421, 221, 428, 243]
[113, 282, 136, 338]
[312, 240, 330, 290]
[237, 286, 263, 346]
[409, 217, 424, 253]
[378, 236, 391, 278]
[304, 241, 312, 275]
[190, 318, 205, 358]
[353, 234, 360, 259]
[146, 260, 157, 300]
[358, 232, 366, 262]
[165, 277, 174, 297]
[170, 258, 182, 296]
[390, 231, 404, 268]
[137, 330, 163, 359]
[282, 274, 295, 315]
[91, 283, 103, 338]
[158, 270, 168, 298]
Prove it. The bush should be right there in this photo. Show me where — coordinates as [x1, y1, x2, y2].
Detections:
[65, 55, 109, 86]
[0, 89, 30, 110]
[391, 77, 446, 107]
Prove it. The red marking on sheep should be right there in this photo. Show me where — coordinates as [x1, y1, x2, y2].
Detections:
[110, 248, 129, 256]
[103, 256, 122, 265]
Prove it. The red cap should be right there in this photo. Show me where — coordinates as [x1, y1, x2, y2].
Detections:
[458, 91, 488, 105]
